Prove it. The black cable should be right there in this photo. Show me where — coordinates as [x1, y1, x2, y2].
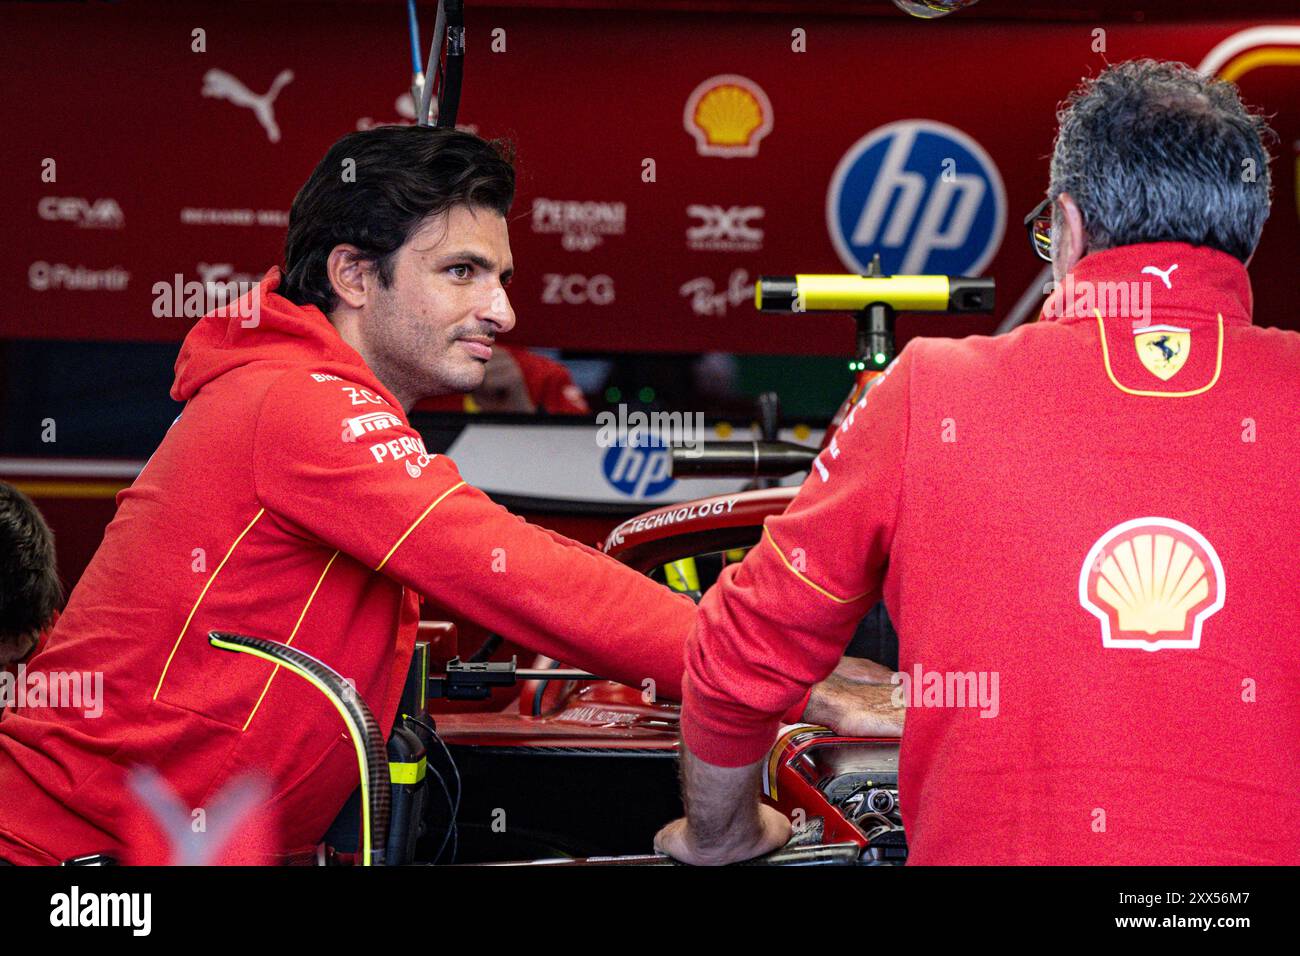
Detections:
[417, 1, 446, 126]
[408, 712, 461, 863]
[437, 0, 465, 129]
[531, 658, 567, 717]
[467, 633, 502, 663]
[408, 713, 461, 813]
[424, 759, 456, 864]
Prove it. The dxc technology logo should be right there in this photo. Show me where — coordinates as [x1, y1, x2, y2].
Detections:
[826, 119, 1005, 276]
[602, 437, 676, 499]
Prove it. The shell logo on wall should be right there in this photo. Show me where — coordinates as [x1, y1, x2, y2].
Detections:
[1079, 517, 1226, 651]
[683, 74, 774, 158]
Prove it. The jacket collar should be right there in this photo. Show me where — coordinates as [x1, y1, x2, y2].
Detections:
[1038, 242, 1253, 328]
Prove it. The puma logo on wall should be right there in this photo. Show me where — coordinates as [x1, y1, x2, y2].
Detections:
[202, 69, 294, 143]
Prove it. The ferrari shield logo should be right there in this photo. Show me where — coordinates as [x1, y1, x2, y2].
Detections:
[1134, 325, 1190, 380]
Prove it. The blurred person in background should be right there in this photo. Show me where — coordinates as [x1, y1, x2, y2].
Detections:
[416, 344, 590, 414]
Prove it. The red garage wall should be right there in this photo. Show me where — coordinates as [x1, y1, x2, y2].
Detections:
[5, 1, 1298, 357]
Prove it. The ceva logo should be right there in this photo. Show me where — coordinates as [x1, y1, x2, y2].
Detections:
[826, 119, 1005, 276]
[602, 437, 676, 499]
[38, 197, 124, 229]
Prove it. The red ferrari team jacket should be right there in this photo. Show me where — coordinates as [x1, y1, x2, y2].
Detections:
[0, 268, 695, 864]
[682, 243, 1300, 864]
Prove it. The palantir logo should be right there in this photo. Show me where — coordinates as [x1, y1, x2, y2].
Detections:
[826, 119, 1005, 276]
[602, 437, 676, 499]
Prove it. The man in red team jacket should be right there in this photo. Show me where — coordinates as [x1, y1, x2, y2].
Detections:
[657, 60, 1299, 865]
[0, 128, 886, 865]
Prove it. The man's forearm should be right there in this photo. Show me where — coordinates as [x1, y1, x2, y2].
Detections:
[660, 673, 904, 865]
[679, 747, 766, 849]
[395, 505, 698, 701]
[802, 677, 905, 737]
[653, 745, 791, 865]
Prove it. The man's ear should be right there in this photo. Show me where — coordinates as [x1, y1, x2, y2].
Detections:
[1054, 193, 1088, 279]
[326, 245, 374, 311]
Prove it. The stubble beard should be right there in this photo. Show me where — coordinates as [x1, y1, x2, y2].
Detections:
[400, 315, 486, 402]
[367, 288, 486, 405]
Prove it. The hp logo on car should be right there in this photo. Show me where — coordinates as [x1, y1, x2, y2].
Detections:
[602, 437, 676, 499]
[826, 119, 1005, 276]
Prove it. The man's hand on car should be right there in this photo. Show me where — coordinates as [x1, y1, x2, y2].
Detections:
[803, 656, 904, 738]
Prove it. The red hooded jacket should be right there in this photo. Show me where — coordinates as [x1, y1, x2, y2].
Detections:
[0, 268, 695, 864]
[681, 243, 1300, 864]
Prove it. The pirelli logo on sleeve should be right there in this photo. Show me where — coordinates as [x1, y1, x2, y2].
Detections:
[342, 411, 404, 441]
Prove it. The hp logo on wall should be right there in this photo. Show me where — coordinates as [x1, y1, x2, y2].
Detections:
[826, 120, 1006, 276]
[602, 437, 676, 499]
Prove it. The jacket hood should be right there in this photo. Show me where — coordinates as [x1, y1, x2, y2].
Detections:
[171, 267, 392, 404]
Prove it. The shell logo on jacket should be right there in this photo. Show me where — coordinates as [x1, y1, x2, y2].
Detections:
[1079, 517, 1226, 652]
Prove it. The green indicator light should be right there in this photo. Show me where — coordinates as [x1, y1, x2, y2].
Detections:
[874, 352, 887, 366]
[638, 386, 655, 403]
[605, 386, 622, 403]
